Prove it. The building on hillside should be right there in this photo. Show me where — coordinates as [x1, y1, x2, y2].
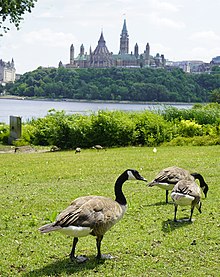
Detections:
[0, 58, 16, 84]
[61, 19, 166, 69]
[211, 56, 220, 65]
[167, 60, 212, 74]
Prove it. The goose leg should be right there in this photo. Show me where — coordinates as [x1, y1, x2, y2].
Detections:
[189, 206, 195, 222]
[96, 235, 103, 259]
[70, 237, 78, 261]
[174, 205, 178, 222]
[166, 190, 169, 203]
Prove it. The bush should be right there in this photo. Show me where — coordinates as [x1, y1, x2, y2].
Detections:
[0, 124, 9, 144]
[177, 119, 203, 137]
[166, 135, 220, 146]
[4, 104, 220, 149]
[90, 111, 136, 147]
[132, 111, 173, 146]
[162, 103, 220, 125]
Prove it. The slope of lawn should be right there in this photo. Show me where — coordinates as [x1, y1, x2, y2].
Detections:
[0, 145, 219, 276]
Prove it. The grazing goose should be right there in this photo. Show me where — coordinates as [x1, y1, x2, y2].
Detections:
[147, 166, 208, 203]
[39, 169, 147, 262]
[92, 144, 104, 150]
[75, 147, 81, 154]
[171, 179, 202, 222]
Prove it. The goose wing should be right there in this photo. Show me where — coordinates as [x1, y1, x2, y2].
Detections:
[55, 196, 125, 230]
[172, 180, 201, 197]
[154, 166, 193, 184]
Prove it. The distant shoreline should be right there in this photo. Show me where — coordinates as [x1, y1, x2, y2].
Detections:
[0, 95, 196, 106]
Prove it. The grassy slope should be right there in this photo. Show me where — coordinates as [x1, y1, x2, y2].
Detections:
[0, 145, 219, 276]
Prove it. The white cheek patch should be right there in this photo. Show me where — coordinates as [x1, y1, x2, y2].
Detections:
[127, 170, 136, 180]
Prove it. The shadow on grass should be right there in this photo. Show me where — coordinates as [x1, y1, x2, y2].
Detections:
[24, 256, 105, 276]
[162, 218, 192, 233]
[145, 201, 173, 207]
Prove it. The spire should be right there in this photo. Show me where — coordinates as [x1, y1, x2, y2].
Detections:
[98, 31, 106, 47]
[11, 58, 14, 67]
[80, 44, 84, 56]
[122, 19, 128, 35]
[70, 44, 74, 64]
[119, 19, 129, 54]
[134, 43, 139, 58]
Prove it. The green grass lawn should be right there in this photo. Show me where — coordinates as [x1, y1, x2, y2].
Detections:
[0, 145, 219, 276]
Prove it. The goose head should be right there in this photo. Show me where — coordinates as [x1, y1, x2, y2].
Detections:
[127, 169, 147, 182]
[191, 173, 209, 198]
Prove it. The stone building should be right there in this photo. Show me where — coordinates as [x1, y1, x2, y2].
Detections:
[0, 58, 16, 84]
[62, 19, 166, 69]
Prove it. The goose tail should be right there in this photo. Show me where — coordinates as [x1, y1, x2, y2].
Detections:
[38, 223, 61, 233]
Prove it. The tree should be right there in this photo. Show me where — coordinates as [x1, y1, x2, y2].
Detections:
[0, 0, 37, 35]
[209, 88, 220, 103]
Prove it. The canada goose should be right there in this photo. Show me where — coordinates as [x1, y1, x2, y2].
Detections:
[147, 166, 208, 203]
[75, 147, 81, 154]
[92, 144, 104, 150]
[39, 169, 147, 262]
[171, 179, 202, 222]
[50, 145, 60, 152]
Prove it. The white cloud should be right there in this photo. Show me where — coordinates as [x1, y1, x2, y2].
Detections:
[148, 12, 185, 29]
[149, 0, 180, 12]
[36, 12, 63, 19]
[191, 46, 220, 62]
[23, 29, 77, 47]
[190, 31, 220, 42]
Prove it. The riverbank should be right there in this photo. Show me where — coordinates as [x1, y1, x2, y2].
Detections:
[0, 94, 197, 106]
[0, 97, 196, 124]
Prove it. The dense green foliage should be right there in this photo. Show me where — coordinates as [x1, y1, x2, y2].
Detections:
[6, 67, 220, 102]
[0, 83, 4, 93]
[0, 0, 37, 35]
[209, 88, 220, 103]
[28, 109, 173, 149]
[1, 145, 220, 276]
[1, 103, 219, 148]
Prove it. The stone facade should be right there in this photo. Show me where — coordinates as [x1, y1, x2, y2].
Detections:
[62, 20, 166, 69]
[0, 58, 16, 84]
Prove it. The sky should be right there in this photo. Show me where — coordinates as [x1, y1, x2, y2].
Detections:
[1, 0, 220, 74]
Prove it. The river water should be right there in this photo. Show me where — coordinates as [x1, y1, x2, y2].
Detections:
[0, 98, 194, 124]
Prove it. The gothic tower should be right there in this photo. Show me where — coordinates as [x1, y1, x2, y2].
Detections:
[134, 43, 139, 58]
[119, 19, 129, 54]
[80, 44, 85, 56]
[70, 44, 74, 65]
[145, 43, 150, 66]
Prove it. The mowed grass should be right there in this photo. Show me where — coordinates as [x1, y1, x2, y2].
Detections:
[0, 145, 219, 276]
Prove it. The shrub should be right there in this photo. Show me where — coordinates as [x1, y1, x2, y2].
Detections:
[166, 135, 220, 146]
[0, 124, 9, 144]
[132, 111, 173, 146]
[6, 105, 220, 149]
[177, 119, 203, 137]
[90, 111, 136, 147]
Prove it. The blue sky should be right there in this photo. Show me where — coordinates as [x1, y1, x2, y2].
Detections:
[1, 0, 220, 74]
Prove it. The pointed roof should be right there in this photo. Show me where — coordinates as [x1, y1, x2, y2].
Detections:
[93, 31, 110, 55]
[121, 19, 128, 36]
[122, 19, 127, 33]
[97, 31, 106, 47]
[91, 31, 113, 67]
